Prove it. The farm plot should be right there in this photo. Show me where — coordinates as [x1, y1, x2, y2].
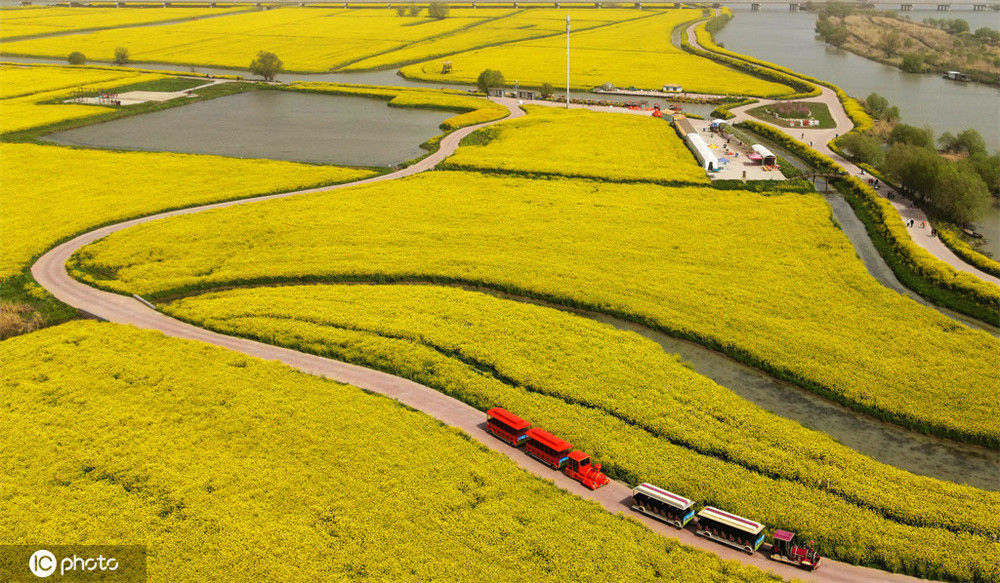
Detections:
[442, 105, 709, 184]
[400, 9, 795, 97]
[0, 7, 512, 72]
[0, 142, 373, 281]
[0, 5, 241, 40]
[0, 320, 784, 583]
[163, 283, 1000, 583]
[342, 8, 648, 71]
[0, 64, 163, 133]
[69, 171, 1000, 447]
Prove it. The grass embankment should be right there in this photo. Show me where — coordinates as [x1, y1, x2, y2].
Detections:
[401, 9, 796, 97]
[1, 320, 784, 583]
[161, 282, 1000, 583]
[442, 105, 709, 185]
[0, 7, 512, 72]
[0, 5, 242, 41]
[67, 171, 1000, 449]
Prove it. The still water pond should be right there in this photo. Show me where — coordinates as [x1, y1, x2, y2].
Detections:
[46, 90, 453, 167]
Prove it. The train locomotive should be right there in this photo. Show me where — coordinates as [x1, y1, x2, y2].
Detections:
[486, 407, 820, 571]
[486, 408, 609, 490]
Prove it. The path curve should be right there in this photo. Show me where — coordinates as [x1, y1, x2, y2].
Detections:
[28, 98, 940, 583]
[684, 17, 1000, 289]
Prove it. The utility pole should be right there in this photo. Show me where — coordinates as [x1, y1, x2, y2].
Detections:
[566, 13, 570, 109]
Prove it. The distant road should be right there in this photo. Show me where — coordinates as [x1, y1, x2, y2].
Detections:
[6, 0, 999, 8]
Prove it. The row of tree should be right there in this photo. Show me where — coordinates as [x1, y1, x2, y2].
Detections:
[394, 3, 450, 19]
[839, 93, 998, 224]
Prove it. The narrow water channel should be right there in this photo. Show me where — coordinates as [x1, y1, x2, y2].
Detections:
[462, 285, 999, 491]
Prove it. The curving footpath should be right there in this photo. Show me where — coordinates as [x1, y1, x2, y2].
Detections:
[27, 98, 944, 582]
[684, 18, 1000, 290]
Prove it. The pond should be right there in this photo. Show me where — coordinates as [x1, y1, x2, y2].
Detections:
[44, 89, 453, 167]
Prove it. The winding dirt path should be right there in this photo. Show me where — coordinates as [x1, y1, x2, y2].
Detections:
[684, 17, 1000, 289]
[28, 99, 940, 582]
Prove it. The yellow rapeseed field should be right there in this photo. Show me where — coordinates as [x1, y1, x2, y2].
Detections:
[0, 7, 512, 72]
[70, 171, 1000, 446]
[400, 9, 795, 96]
[342, 8, 648, 71]
[1, 320, 785, 583]
[0, 64, 161, 133]
[0, 6, 240, 40]
[443, 105, 709, 183]
[164, 283, 1000, 583]
[0, 142, 373, 280]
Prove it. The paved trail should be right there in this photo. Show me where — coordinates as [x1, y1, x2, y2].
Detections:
[30, 99, 941, 582]
[685, 18, 1000, 289]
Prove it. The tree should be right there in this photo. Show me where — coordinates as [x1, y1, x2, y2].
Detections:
[540, 83, 554, 99]
[839, 133, 886, 169]
[889, 123, 934, 149]
[967, 152, 1000, 194]
[900, 53, 923, 73]
[476, 69, 504, 94]
[929, 163, 990, 224]
[249, 51, 283, 82]
[67, 51, 86, 65]
[394, 6, 406, 16]
[428, 2, 450, 19]
[973, 27, 1000, 44]
[408, 5, 423, 16]
[878, 30, 902, 57]
[954, 129, 987, 157]
[946, 18, 969, 35]
[114, 47, 129, 66]
[816, 16, 849, 48]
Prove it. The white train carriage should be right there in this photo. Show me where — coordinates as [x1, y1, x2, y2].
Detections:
[631, 483, 695, 529]
[694, 506, 766, 555]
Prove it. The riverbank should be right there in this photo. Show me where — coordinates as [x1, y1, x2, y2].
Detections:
[819, 11, 1000, 87]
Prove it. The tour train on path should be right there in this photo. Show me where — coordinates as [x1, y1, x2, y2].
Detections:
[486, 407, 822, 571]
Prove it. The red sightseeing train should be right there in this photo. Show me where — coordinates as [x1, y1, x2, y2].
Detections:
[485, 407, 820, 571]
[486, 408, 609, 490]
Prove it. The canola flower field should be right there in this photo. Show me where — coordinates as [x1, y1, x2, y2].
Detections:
[69, 171, 1000, 447]
[442, 105, 709, 184]
[0, 142, 373, 280]
[400, 9, 795, 96]
[0, 7, 510, 72]
[1, 320, 785, 583]
[0, 6, 241, 40]
[0, 64, 164, 133]
[162, 283, 1000, 583]
[340, 8, 647, 71]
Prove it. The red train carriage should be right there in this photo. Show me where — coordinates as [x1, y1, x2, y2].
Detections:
[564, 450, 609, 490]
[525, 427, 573, 469]
[769, 530, 821, 571]
[485, 407, 531, 447]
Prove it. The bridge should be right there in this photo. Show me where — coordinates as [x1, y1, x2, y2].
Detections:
[13, 0, 1000, 9]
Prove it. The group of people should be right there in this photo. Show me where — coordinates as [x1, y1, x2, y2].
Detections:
[905, 219, 937, 237]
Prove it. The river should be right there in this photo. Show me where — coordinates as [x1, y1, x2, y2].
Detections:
[716, 7, 1000, 258]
